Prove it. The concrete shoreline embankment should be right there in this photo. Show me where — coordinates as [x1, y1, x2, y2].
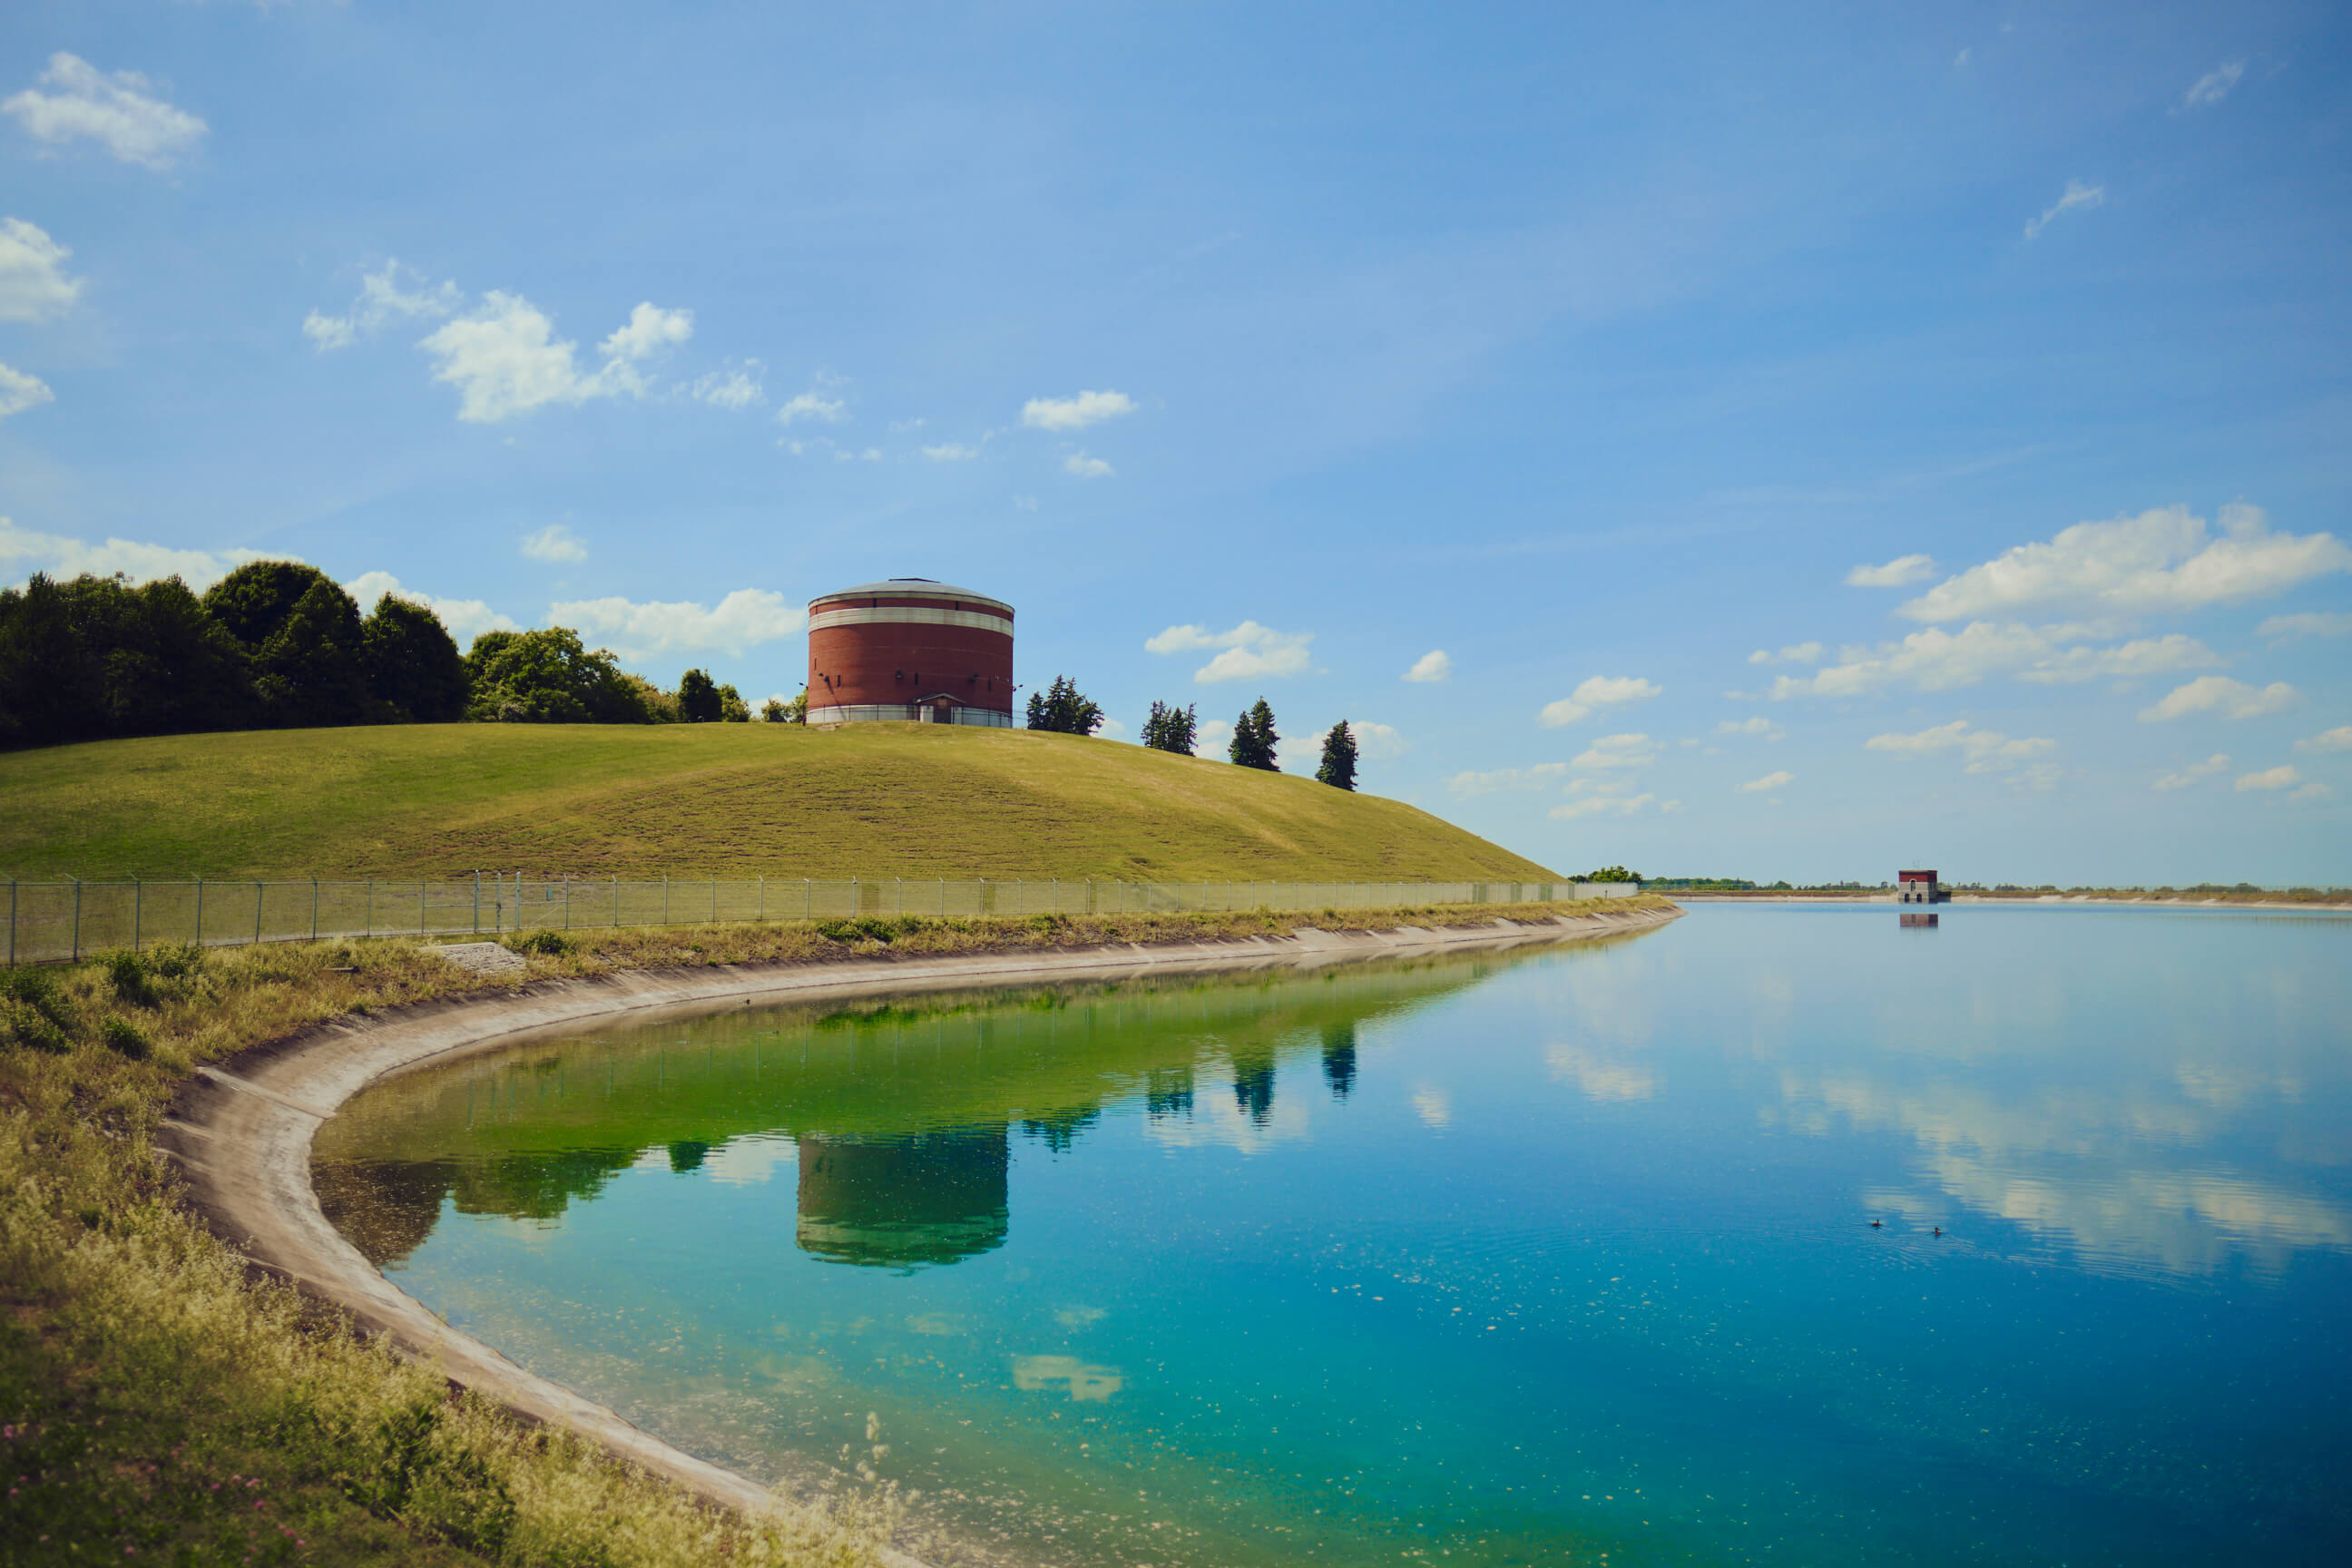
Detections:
[157, 905, 1680, 1560]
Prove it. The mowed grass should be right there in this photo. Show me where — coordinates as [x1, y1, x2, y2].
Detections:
[0, 722, 1562, 882]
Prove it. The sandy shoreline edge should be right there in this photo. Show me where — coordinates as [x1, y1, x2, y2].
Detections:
[157, 906, 1680, 1565]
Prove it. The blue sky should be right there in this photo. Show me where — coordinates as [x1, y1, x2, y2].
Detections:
[3, 1, 2347, 885]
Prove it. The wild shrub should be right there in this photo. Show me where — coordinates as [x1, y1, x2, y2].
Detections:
[508, 929, 571, 957]
[3, 966, 74, 1051]
[102, 1015, 152, 1059]
[816, 916, 924, 945]
[105, 949, 160, 1006]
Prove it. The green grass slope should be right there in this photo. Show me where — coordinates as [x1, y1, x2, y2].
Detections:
[0, 722, 1560, 882]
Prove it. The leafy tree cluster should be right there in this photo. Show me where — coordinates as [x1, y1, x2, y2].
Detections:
[1583, 866, 1644, 883]
[1, 562, 775, 750]
[1025, 674, 1104, 734]
[1316, 720, 1357, 790]
[1229, 697, 1279, 770]
[1140, 700, 1198, 754]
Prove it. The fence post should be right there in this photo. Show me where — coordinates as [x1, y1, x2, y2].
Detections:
[805, 878, 810, 919]
[941, 877, 946, 917]
[474, 871, 481, 934]
[419, 880, 426, 936]
[566, 878, 573, 929]
[896, 877, 902, 917]
[252, 882, 262, 947]
[758, 876, 764, 921]
[311, 877, 319, 943]
[663, 876, 670, 926]
[711, 877, 718, 925]
[134, 876, 142, 954]
[7, 878, 15, 967]
[195, 877, 203, 948]
[612, 874, 619, 928]
[73, 877, 82, 962]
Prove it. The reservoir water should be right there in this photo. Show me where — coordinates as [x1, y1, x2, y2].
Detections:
[314, 904, 2352, 1565]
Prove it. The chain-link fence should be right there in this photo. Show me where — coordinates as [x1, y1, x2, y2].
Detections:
[0, 874, 1645, 965]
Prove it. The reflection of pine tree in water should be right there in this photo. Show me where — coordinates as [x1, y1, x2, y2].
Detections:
[1146, 1065, 1194, 1121]
[1018, 1107, 1101, 1152]
[666, 1140, 710, 1172]
[1232, 1054, 1276, 1125]
[1321, 1022, 1357, 1099]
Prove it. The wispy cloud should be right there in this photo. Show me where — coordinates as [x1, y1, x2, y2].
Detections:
[303, 260, 459, 351]
[2259, 612, 2352, 643]
[1064, 452, 1114, 478]
[1446, 762, 1567, 795]
[550, 589, 806, 659]
[0, 218, 83, 323]
[1, 515, 273, 593]
[344, 571, 516, 644]
[2235, 764, 2306, 793]
[1844, 554, 1937, 588]
[1739, 770, 1794, 793]
[1898, 505, 2349, 622]
[1021, 389, 1135, 431]
[2138, 676, 2298, 723]
[2024, 179, 2105, 240]
[2180, 60, 2246, 111]
[1550, 791, 1658, 820]
[1403, 649, 1452, 683]
[777, 377, 848, 426]
[690, 360, 764, 410]
[1717, 716, 1785, 740]
[2296, 727, 2352, 755]
[0, 361, 53, 422]
[3, 53, 207, 171]
[1866, 720, 2055, 774]
[519, 524, 587, 564]
[1145, 621, 1313, 682]
[2153, 754, 2230, 791]
[1747, 642, 1823, 666]
[1571, 732, 1654, 770]
[1539, 675, 1660, 728]
[922, 442, 980, 462]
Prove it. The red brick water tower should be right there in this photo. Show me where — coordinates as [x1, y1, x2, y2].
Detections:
[805, 578, 1015, 727]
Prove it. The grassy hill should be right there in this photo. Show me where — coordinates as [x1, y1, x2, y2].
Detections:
[0, 721, 1560, 882]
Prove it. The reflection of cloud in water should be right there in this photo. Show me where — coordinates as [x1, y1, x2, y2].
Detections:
[1412, 1085, 1452, 1127]
[1546, 1043, 1656, 1102]
[1013, 1355, 1122, 1401]
[704, 1133, 797, 1187]
[1055, 1305, 1105, 1329]
[1783, 1072, 2352, 1276]
[1141, 1073, 1310, 1153]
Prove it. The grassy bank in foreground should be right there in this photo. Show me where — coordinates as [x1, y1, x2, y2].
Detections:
[1, 899, 1667, 1565]
[0, 721, 1559, 884]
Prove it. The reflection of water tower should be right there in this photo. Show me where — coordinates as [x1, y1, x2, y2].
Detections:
[795, 1127, 1010, 1269]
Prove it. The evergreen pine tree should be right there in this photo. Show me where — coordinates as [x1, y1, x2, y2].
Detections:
[1316, 720, 1358, 789]
[1230, 698, 1279, 769]
[1141, 700, 1199, 754]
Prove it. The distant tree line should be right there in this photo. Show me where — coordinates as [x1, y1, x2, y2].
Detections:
[0, 564, 774, 751]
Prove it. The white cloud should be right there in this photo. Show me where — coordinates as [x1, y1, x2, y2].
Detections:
[1446, 762, 1567, 795]
[1899, 505, 2350, 622]
[550, 588, 806, 658]
[302, 260, 459, 351]
[2138, 676, 2298, 723]
[1715, 717, 1785, 740]
[2153, 754, 2230, 791]
[2, 54, 207, 171]
[1539, 675, 1660, 728]
[1348, 720, 1407, 761]
[343, 570, 517, 644]
[1550, 791, 1657, 820]
[1193, 717, 1231, 758]
[1572, 732, 1654, 770]
[2181, 61, 2246, 110]
[2296, 727, 2352, 755]
[922, 442, 979, 462]
[1021, 390, 1135, 431]
[2235, 765, 2303, 794]
[2024, 179, 2105, 240]
[419, 292, 693, 423]
[2014, 633, 2221, 684]
[777, 381, 848, 426]
[1, 515, 275, 592]
[1145, 621, 1314, 682]
[1747, 642, 1824, 665]
[0, 218, 83, 323]
[1865, 720, 2056, 774]
[2259, 612, 2352, 642]
[0, 361, 54, 421]
[1403, 649, 1452, 683]
[1843, 554, 1937, 588]
[519, 524, 587, 564]
[1098, 717, 1129, 740]
[1739, 770, 1795, 793]
[690, 361, 764, 410]
[1063, 451, 1114, 478]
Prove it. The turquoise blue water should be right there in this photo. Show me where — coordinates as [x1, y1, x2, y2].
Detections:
[316, 905, 2352, 1565]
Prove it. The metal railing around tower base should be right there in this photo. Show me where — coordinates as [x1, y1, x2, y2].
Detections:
[0, 875, 1644, 966]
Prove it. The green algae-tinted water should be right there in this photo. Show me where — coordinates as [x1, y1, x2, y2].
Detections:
[315, 905, 2352, 1565]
